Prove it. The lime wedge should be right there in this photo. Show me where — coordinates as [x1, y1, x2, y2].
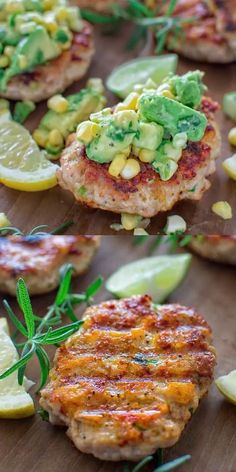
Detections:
[215, 370, 236, 405]
[0, 121, 58, 192]
[106, 254, 191, 302]
[0, 318, 35, 419]
[106, 55, 178, 99]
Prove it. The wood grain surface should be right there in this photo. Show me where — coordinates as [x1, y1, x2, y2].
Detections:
[0, 236, 236, 472]
[0, 26, 236, 235]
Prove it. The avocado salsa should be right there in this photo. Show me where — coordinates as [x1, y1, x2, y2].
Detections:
[0, 0, 82, 91]
[77, 71, 208, 182]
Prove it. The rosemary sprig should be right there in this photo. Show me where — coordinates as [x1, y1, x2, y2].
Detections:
[133, 234, 192, 253]
[81, 0, 195, 53]
[0, 266, 103, 390]
[0, 220, 74, 236]
[124, 451, 191, 472]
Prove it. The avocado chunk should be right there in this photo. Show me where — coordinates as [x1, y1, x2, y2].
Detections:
[86, 110, 138, 164]
[169, 70, 207, 109]
[139, 94, 207, 142]
[39, 88, 105, 139]
[133, 121, 164, 151]
[13, 100, 36, 123]
[0, 26, 60, 91]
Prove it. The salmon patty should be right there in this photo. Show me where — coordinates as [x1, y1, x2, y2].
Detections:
[58, 97, 220, 218]
[0, 23, 94, 102]
[40, 295, 216, 461]
[189, 235, 236, 265]
[146, 0, 236, 63]
[0, 235, 99, 295]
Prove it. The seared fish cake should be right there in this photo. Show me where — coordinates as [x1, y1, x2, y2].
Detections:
[58, 91, 220, 218]
[145, 0, 236, 63]
[40, 295, 216, 462]
[189, 235, 236, 265]
[0, 2, 94, 102]
[0, 235, 99, 295]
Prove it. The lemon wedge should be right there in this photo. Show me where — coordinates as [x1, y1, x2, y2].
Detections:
[0, 121, 58, 191]
[0, 318, 35, 419]
[215, 370, 236, 405]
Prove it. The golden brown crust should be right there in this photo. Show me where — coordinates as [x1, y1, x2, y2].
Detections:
[58, 97, 221, 218]
[0, 22, 94, 102]
[40, 295, 216, 461]
[189, 235, 236, 265]
[0, 235, 100, 295]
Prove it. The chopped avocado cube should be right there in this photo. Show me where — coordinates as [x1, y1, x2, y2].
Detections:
[13, 100, 36, 124]
[152, 158, 178, 181]
[169, 70, 207, 108]
[53, 28, 70, 44]
[139, 94, 207, 142]
[0, 25, 60, 90]
[86, 125, 136, 164]
[133, 121, 164, 151]
[223, 92, 236, 121]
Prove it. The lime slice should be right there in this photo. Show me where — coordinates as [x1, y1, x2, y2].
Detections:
[0, 121, 58, 192]
[0, 318, 35, 419]
[106, 55, 178, 99]
[106, 254, 191, 302]
[215, 370, 236, 405]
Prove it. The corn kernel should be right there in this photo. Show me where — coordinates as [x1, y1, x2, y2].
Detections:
[77, 121, 100, 144]
[222, 154, 236, 181]
[165, 215, 187, 234]
[173, 132, 188, 149]
[121, 213, 141, 231]
[4, 46, 15, 57]
[144, 78, 156, 89]
[120, 158, 140, 180]
[0, 55, 9, 68]
[45, 20, 58, 33]
[43, 0, 55, 10]
[0, 212, 11, 228]
[139, 149, 156, 163]
[87, 78, 104, 94]
[48, 95, 69, 114]
[132, 145, 141, 157]
[122, 145, 131, 158]
[108, 154, 126, 177]
[18, 54, 27, 70]
[116, 92, 139, 112]
[228, 127, 236, 147]
[56, 7, 69, 21]
[33, 129, 49, 148]
[48, 129, 64, 148]
[133, 227, 149, 236]
[161, 89, 175, 99]
[5, 2, 24, 13]
[212, 201, 232, 220]
[164, 143, 182, 161]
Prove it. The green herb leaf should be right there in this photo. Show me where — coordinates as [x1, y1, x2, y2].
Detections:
[153, 455, 191, 471]
[55, 264, 74, 306]
[133, 455, 153, 471]
[35, 345, 51, 391]
[16, 279, 35, 338]
[85, 276, 103, 300]
[3, 300, 28, 337]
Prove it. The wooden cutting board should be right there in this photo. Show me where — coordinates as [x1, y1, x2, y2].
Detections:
[1, 25, 236, 235]
[0, 236, 235, 472]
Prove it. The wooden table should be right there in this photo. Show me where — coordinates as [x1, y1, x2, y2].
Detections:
[1, 26, 236, 235]
[1, 236, 236, 472]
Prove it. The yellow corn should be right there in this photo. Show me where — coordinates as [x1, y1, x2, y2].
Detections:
[212, 201, 232, 220]
[18, 54, 27, 70]
[121, 213, 141, 231]
[77, 121, 100, 144]
[48, 95, 69, 114]
[48, 129, 64, 148]
[132, 145, 141, 157]
[56, 7, 69, 21]
[0, 212, 11, 228]
[4, 46, 15, 57]
[164, 143, 182, 161]
[43, 0, 55, 10]
[133, 227, 149, 236]
[161, 89, 175, 99]
[222, 154, 236, 181]
[0, 55, 9, 68]
[228, 127, 236, 147]
[33, 129, 48, 148]
[45, 20, 58, 33]
[108, 154, 126, 178]
[116, 92, 139, 112]
[120, 158, 140, 180]
[5, 2, 24, 13]
[139, 149, 156, 163]
[122, 145, 131, 158]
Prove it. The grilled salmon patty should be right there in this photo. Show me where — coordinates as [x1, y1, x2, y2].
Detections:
[0, 22, 94, 102]
[146, 0, 236, 63]
[189, 235, 236, 265]
[0, 235, 99, 295]
[58, 97, 220, 218]
[40, 295, 216, 461]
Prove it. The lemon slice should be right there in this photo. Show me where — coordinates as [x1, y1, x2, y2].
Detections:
[106, 254, 191, 302]
[215, 370, 236, 405]
[0, 121, 58, 191]
[0, 318, 35, 419]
